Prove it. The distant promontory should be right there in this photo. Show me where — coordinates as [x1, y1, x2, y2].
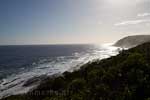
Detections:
[114, 35, 150, 48]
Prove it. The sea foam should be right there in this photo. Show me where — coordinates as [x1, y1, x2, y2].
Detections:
[0, 44, 120, 98]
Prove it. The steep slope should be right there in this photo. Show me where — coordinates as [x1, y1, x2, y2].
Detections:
[114, 35, 150, 48]
[2, 42, 150, 100]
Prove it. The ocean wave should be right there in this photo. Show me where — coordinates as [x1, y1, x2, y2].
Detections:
[0, 44, 120, 98]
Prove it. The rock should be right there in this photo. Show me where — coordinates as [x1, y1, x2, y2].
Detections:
[114, 35, 150, 48]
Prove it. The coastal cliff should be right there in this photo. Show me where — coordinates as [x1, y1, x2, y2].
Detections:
[2, 42, 150, 100]
[114, 35, 150, 48]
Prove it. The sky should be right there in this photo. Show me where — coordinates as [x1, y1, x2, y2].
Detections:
[0, 0, 150, 45]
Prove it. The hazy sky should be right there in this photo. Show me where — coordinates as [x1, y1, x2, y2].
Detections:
[0, 0, 150, 45]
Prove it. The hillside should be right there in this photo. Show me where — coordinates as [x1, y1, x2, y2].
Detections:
[114, 35, 150, 48]
[2, 42, 150, 100]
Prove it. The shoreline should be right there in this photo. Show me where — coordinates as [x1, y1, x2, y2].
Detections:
[2, 42, 150, 100]
[0, 44, 120, 99]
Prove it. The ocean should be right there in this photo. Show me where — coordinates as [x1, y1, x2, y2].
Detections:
[0, 44, 119, 98]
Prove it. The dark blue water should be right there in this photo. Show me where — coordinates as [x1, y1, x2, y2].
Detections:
[0, 44, 96, 80]
[0, 44, 119, 97]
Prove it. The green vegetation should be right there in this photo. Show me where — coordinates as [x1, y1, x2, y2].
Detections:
[2, 42, 150, 100]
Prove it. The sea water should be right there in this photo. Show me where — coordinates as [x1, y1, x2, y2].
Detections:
[0, 44, 120, 98]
